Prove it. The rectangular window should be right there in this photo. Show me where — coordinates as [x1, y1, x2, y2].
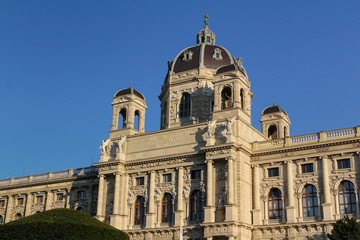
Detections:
[268, 168, 279, 177]
[337, 159, 351, 169]
[17, 198, 24, 206]
[56, 193, 64, 201]
[163, 174, 172, 183]
[36, 196, 43, 203]
[0, 200, 5, 207]
[77, 191, 85, 199]
[302, 163, 314, 173]
[191, 170, 201, 180]
[136, 177, 144, 186]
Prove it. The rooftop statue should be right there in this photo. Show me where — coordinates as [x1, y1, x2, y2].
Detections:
[204, 13, 209, 27]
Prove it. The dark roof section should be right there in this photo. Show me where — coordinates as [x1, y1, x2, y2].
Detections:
[203, 45, 231, 69]
[262, 105, 288, 116]
[173, 45, 233, 74]
[173, 46, 200, 73]
[114, 88, 145, 100]
[216, 64, 236, 74]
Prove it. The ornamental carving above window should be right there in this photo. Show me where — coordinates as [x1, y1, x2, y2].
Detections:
[182, 50, 193, 62]
[213, 48, 222, 60]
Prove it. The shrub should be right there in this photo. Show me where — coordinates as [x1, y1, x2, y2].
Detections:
[0, 208, 129, 240]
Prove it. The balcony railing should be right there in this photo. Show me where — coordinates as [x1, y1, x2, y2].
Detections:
[0, 166, 98, 187]
[253, 126, 359, 151]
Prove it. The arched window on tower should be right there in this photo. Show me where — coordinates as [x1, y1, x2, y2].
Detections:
[134, 110, 140, 131]
[119, 108, 127, 129]
[268, 125, 278, 140]
[221, 87, 232, 109]
[240, 89, 245, 110]
[302, 184, 318, 217]
[338, 181, 356, 214]
[134, 196, 145, 225]
[161, 101, 167, 129]
[161, 193, 173, 223]
[179, 93, 191, 118]
[268, 188, 282, 219]
[284, 126, 287, 138]
[190, 190, 203, 221]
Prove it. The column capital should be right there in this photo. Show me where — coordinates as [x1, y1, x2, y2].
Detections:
[285, 160, 293, 164]
[206, 159, 214, 164]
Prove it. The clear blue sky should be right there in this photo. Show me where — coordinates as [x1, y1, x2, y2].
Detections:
[1, 1, 359, 179]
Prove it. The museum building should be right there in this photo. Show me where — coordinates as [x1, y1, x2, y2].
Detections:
[0, 20, 360, 240]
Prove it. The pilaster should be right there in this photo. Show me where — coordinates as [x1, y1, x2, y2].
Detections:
[96, 174, 105, 221]
[252, 164, 261, 225]
[204, 160, 215, 223]
[286, 160, 296, 223]
[321, 156, 332, 220]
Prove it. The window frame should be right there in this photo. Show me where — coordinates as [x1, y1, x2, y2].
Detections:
[77, 191, 85, 199]
[134, 196, 145, 226]
[302, 184, 319, 217]
[191, 170, 201, 180]
[301, 163, 314, 174]
[190, 190, 203, 221]
[136, 177, 145, 186]
[163, 173, 172, 183]
[337, 158, 351, 169]
[268, 188, 283, 220]
[338, 180, 357, 214]
[268, 167, 279, 177]
[161, 193, 173, 223]
[179, 93, 191, 118]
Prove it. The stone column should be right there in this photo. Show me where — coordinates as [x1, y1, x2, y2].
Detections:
[111, 107, 118, 131]
[321, 156, 332, 220]
[204, 160, 215, 223]
[286, 160, 296, 223]
[113, 173, 121, 215]
[45, 191, 53, 211]
[96, 174, 105, 220]
[146, 171, 156, 228]
[225, 158, 237, 222]
[127, 105, 134, 129]
[175, 167, 184, 226]
[5, 196, 13, 223]
[139, 111, 145, 133]
[252, 164, 261, 225]
[65, 188, 71, 209]
[25, 193, 33, 217]
[233, 81, 240, 105]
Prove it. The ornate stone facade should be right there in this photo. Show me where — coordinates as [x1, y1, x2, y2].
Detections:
[1, 20, 360, 240]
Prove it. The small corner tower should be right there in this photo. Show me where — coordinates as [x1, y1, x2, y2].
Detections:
[110, 85, 147, 136]
[260, 103, 291, 140]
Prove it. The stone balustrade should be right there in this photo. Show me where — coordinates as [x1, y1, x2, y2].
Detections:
[253, 126, 360, 151]
[0, 166, 98, 187]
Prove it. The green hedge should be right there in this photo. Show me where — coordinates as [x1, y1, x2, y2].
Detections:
[0, 208, 129, 240]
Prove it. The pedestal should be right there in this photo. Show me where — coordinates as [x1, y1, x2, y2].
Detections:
[286, 206, 296, 223]
[145, 213, 155, 228]
[110, 214, 121, 229]
[252, 209, 261, 225]
[225, 204, 237, 222]
[206, 136, 215, 146]
[174, 210, 184, 227]
[322, 203, 333, 221]
[226, 134, 233, 143]
[203, 206, 215, 223]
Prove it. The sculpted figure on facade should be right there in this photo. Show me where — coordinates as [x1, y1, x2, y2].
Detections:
[100, 139, 110, 154]
[225, 117, 235, 135]
[206, 120, 216, 138]
[117, 136, 127, 153]
[183, 185, 191, 199]
[154, 189, 162, 202]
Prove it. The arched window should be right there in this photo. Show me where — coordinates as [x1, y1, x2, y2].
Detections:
[268, 125, 278, 140]
[0, 215, 3, 224]
[221, 87, 232, 109]
[339, 181, 356, 214]
[240, 89, 245, 109]
[14, 213, 22, 220]
[161, 101, 167, 129]
[190, 190, 203, 221]
[268, 188, 282, 219]
[134, 110, 140, 131]
[284, 126, 287, 137]
[161, 193, 173, 223]
[134, 196, 145, 225]
[179, 93, 191, 118]
[119, 108, 127, 129]
[302, 184, 318, 217]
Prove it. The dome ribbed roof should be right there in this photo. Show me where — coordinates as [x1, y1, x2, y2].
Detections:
[262, 105, 288, 116]
[114, 86, 145, 100]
